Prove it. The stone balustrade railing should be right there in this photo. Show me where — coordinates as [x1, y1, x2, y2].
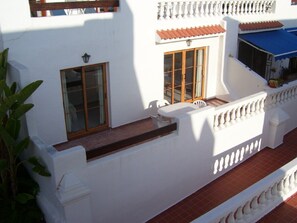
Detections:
[192, 157, 297, 223]
[265, 81, 297, 109]
[213, 92, 266, 130]
[157, 0, 275, 20]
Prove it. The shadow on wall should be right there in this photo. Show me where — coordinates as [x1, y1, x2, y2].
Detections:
[3, 0, 147, 144]
[213, 135, 262, 175]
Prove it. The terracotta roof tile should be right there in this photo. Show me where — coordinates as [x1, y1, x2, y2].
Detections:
[157, 25, 225, 40]
[239, 21, 283, 31]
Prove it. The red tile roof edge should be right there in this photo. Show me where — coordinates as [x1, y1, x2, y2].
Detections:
[157, 25, 225, 40]
[239, 21, 283, 31]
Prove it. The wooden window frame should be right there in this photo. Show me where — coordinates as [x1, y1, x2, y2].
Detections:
[164, 47, 206, 103]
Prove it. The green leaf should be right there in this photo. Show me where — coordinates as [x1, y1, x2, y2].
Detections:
[0, 159, 8, 172]
[16, 80, 43, 105]
[9, 82, 17, 95]
[0, 125, 16, 149]
[11, 104, 34, 119]
[15, 193, 34, 204]
[0, 48, 8, 81]
[0, 94, 18, 121]
[0, 79, 8, 100]
[14, 138, 30, 155]
[14, 137, 30, 156]
[5, 118, 20, 140]
[27, 157, 51, 177]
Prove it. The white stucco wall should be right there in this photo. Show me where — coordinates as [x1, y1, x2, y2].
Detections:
[26, 87, 297, 223]
[1, 0, 297, 145]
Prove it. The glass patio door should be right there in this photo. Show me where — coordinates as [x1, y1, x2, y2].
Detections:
[164, 48, 206, 103]
[61, 64, 108, 139]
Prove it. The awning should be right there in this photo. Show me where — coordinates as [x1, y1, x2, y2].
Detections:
[239, 29, 297, 60]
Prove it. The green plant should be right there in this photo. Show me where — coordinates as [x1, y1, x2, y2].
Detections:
[0, 48, 50, 223]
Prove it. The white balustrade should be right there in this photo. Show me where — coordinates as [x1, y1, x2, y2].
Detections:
[157, 0, 275, 20]
[192, 158, 297, 223]
[265, 83, 297, 109]
[213, 93, 266, 130]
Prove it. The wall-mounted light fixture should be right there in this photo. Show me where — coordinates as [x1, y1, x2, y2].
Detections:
[82, 53, 91, 63]
[186, 39, 192, 47]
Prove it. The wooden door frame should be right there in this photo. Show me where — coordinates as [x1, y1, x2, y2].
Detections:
[61, 63, 109, 140]
[164, 47, 206, 103]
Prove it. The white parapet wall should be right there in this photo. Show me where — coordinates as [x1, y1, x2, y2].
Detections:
[192, 157, 297, 223]
[23, 81, 297, 223]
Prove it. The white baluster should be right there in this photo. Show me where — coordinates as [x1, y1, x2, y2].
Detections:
[289, 173, 295, 190]
[209, 1, 214, 16]
[294, 171, 297, 186]
[243, 201, 252, 217]
[238, 1, 243, 15]
[219, 216, 226, 223]
[252, 1, 256, 14]
[259, 1, 263, 13]
[277, 179, 285, 196]
[244, 1, 248, 14]
[271, 182, 279, 197]
[258, 191, 267, 206]
[204, 0, 210, 16]
[176, 1, 182, 19]
[217, 1, 222, 16]
[241, 104, 246, 119]
[171, 1, 176, 19]
[250, 196, 259, 214]
[186, 1, 192, 17]
[232, 1, 237, 15]
[158, 2, 164, 20]
[225, 110, 231, 126]
[283, 177, 291, 194]
[235, 206, 244, 223]
[214, 114, 219, 130]
[248, 1, 252, 14]
[219, 112, 226, 129]
[251, 101, 256, 116]
[227, 212, 235, 223]
[192, 0, 197, 17]
[200, 1, 206, 16]
[230, 108, 236, 124]
[265, 187, 273, 201]
[236, 107, 241, 121]
[165, 2, 170, 19]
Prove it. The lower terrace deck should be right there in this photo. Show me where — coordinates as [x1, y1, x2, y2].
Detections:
[54, 98, 227, 160]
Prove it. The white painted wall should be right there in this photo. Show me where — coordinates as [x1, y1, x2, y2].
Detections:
[226, 57, 267, 99]
[1, 0, 296, 146]
[25, 87, 297, 223]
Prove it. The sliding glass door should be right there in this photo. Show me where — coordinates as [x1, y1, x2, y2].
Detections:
[61, 64, 108, 139]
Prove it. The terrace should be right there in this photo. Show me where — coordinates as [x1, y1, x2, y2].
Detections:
[27, 79, 297, 222]
[7, 0, 297, 222]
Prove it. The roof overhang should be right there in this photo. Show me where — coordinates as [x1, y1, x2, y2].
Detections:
[239, 29, 297, 60]
[156, 25, 225, 44]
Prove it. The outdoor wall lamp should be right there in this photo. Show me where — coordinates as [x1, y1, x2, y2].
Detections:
[186, 39, 192, 47]
[82, 53, 91, 63]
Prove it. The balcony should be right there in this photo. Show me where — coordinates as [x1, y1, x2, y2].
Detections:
[157, 0, 276, 20]
[148, 127, 297, 222]
[29, 0, 119, 17]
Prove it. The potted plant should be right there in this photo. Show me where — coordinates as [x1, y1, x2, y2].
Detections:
[0, 48, 50, 223]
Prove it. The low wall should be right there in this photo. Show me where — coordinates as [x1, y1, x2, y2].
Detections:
[226, 57, 267, 99]
[26, 83, 297, 223]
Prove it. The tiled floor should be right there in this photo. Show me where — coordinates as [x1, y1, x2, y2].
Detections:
[54, 98, 226, 153]
[147, 128, 297, 223]
[54, 118, 155, 152]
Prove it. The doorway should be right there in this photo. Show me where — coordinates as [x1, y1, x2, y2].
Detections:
[61, 63, 109, 139]
[164, 47, 206, 103]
